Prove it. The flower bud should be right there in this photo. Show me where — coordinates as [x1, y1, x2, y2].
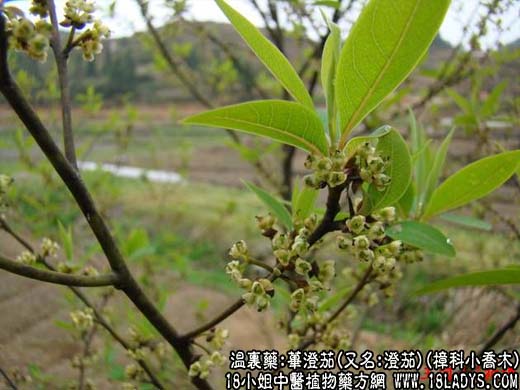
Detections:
[242, 292, 256, 306]
[358, 249, 375, 262]
[316, 157, 332, 171]
[274, 249, 290, 266]
[188, 361, 202, 377]
[41, 238, 59, 257]
[328, 171, 347, 187]
[318, 260, 335, 284]
[337, 235, 352, 250]
[291, 237, 309, 257]
[360, 168, 373, 183]
[367, 156, 385, 173]
[367, 221, 385, 240]
[303, 214, 318, 230]
[373, 255, 386, 270]
[238, 278, 252, 290]
[256, 214, 275, 231]
[209, 351, 226, 366]
[374, 207, 396, 223]
[304, 155, 317, 170]
[255, 295, 270, 311]
[347, 216, 366, 235]
[229, 240, 248, 260]
[374, 173, 391, 190]
[251, 281, 265, 296]
[388, 240, 402, 256]
[295, 258, 312, 275]
[258, 278, 274, 293]
[353, 235, 370, 250]
[16, 251, 37, 265]
[272, 233, 290, 250]
[290, 288, 305, 312]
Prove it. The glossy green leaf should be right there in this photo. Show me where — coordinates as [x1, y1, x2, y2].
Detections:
[362, 128, 412, 213]
[397, 182, 415, 218]
[183, 100, 328, 155]
[423, 150, 520, 219]
[215, 0, 314, 109]
[416, 269, 520, 295]
[421, 128, 455, 210]
[386, 221, 455, 257]
[244, 181, 293, 230]
[439, 213, 492, 231]
[321, 17, 341, 143]
[337, 0, 450, 142]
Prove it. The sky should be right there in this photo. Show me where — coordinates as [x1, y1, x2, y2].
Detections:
[6, 0, 520, 49]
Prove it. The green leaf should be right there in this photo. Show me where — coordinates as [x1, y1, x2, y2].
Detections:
[421, 128, 455, 211]
[362, 128, 412, 213]
[314, 0, 340, 8]
[183, 100, 328, 155]
[293, 185, 319, 220]
[423, 150, 520, 219]
[386, 221, 455, 257]
[58, 221, 74, 261]
[244, 181, 293, 229]
[397, 182, 415, 218]
[439, 213, 492, 231]
[481, 81, 506, 117]
[344, 125, 391, 158]
[336, 0, 450, 142]
[215, 0, 314, 109]
[320, 16, 341, 143]
[446, 88, 473, 114]
[416, 269, 520, 295]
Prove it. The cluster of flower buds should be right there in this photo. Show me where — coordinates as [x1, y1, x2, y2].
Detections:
[272, 226, 311, 269]
[337, 207, 402, 273]
[303, 150, 349, 189]
[0, 174, 13, 210]
[189, 351, 226, 379]
[355, 142, 391, 191]
[256, 214, 276, 236]
[16, 250, 37, 265]
[70, 308, 94, 332]
[207, 328, 229, 350]
[29, 0, 49, 18]
[61, 0, 96, 29]
[242, 278, 274, 312]
[41, 237, 59, 257]
[124, 363, 144, 381]
[6, 17, 52, 62]
[76, 21, 110, 62]
[320, 320, 352, 350]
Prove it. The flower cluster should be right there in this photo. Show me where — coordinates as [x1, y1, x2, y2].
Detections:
[355, 141, 391, 191]
[70, 308, 95, 332]
[16, 250, 38, 265]
[303, 150, 349, 189]
[188, 351, 226, 379]
[41, 237, 59, 257]
[61, 0, 96, 29]
[0, 174, 13, 209]
[188, 327, 228, 379]
[76, 20, 110, 62]
[29, 0, 49, 18]
[5, 17, 52, 62]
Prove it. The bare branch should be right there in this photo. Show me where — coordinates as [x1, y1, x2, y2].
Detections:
[0, 254, 119, 287]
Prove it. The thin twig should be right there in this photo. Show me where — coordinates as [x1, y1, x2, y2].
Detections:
[0, 366, 17, 390]
[47, 0, 77, 169]
[0, 254, 119, 287]
[478, 303, 520, 355]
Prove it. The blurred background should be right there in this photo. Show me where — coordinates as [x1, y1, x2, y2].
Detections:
[0, 0, 519, 388]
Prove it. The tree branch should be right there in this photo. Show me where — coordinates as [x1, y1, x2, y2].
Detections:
[0, 254, 119, 287]
[48, 0, 77, 169]
[0, 16, 211, 389]
[478, 303, 520, 355]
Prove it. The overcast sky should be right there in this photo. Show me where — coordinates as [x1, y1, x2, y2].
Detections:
[8, 0, 520, 49]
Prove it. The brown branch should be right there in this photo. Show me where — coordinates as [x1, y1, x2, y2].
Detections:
[0, 366, 17, 390]
[48, 0, 77, 169]
[0, 254, 119, 287]
[0, 16, 211, 389]
[478, 303, 520, 355]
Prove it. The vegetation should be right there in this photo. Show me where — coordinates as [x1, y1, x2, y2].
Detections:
[0, 0, 519, 389]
